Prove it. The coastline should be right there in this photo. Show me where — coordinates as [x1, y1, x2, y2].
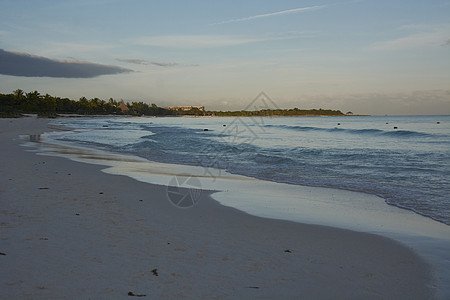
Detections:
[0, 116, 439, 299]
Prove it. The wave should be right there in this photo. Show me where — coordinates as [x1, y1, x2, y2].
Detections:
[254, 153, 294, 164]
[133, 140, 157, 147]
[266, 124, 433, 138]
[382, 130, 432, 137]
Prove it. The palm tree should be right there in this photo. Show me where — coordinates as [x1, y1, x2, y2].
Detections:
[14, 89, 24, 99]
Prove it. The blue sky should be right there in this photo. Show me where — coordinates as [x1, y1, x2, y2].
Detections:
[0, 0, 449, 114]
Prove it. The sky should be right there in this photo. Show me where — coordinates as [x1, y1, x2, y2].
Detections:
[0, 0, 449, 115]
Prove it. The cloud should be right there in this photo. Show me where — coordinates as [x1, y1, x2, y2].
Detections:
[116, 58, 178, 67]
[442, 39, 450, 46]
[150, 61, 178, 67]
[372, 32, 445, 50]
[116, 58, 149, 65]
[0, 49, 132, 78]
[212, 5, 325, 25]
[132, 34, 301, 49]
[372, 24, 450, 50]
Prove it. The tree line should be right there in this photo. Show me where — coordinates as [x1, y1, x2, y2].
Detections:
[0, 89, 177, 117]
[1, 89, 344, 117]
[212, 108, 344, 117]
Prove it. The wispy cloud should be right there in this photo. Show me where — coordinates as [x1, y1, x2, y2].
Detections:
[372, 24, 450, 51]
[212, 5, 325, 25]
[116, 58, 149, 65]
[116, 58, 178, 67]
[132, 34, 302, 49]
[372, 32, 448, 51]
[150, 61, 178, 67]
[0, 49, 132, 78]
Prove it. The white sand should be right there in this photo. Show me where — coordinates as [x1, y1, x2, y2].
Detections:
[0, 116, 439, 299]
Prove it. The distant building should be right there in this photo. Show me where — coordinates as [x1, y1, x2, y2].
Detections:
[118, 101, 129, 112]
[168, 105, 205, 111]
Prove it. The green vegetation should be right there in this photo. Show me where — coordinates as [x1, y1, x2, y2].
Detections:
[0, 89, 175, 117]
[211, 108, 344, 117]
[1, 89, 345, 118]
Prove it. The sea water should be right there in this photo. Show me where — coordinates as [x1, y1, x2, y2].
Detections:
[46, 115, 450, 225]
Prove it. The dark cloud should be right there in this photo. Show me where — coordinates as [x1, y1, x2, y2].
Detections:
[0, 49, 132, 78]
[150, 61, 178, 67]
[117, 58, 179, 67]
[116, 58, 148, 65]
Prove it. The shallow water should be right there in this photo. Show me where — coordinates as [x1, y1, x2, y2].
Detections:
[47, 115, 450, 225]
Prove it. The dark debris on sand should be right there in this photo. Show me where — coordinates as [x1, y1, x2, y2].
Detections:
[128, 291, 147, 297]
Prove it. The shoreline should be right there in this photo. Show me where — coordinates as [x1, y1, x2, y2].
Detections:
[0, 116, 443, 299]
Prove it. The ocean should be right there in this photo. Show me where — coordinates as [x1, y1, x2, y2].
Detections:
[45, 115, 450, 225]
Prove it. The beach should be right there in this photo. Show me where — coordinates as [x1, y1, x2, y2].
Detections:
[0, 117, 438, 299]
